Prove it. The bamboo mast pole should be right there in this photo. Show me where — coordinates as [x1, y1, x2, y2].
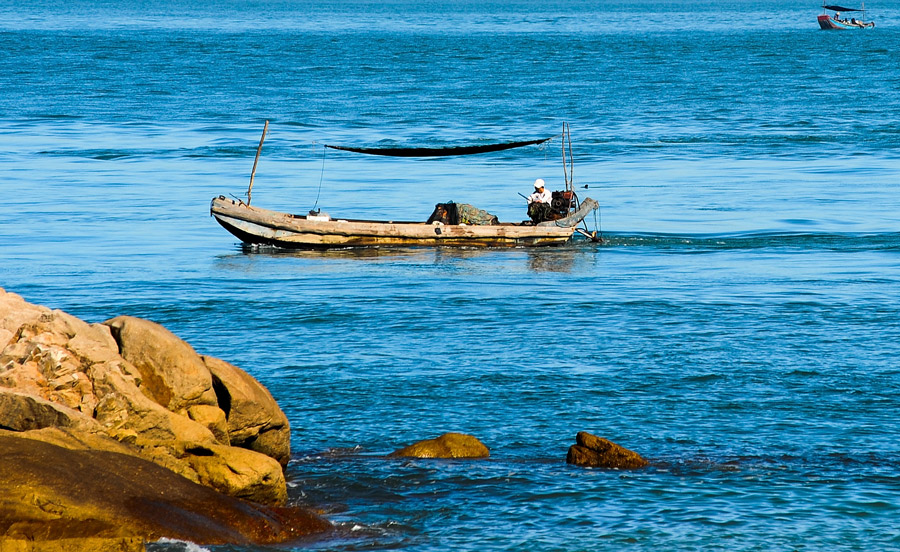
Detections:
[561, 122, 569, 190]
[247, 120, 269, 206]
[566, 122, 574, 193]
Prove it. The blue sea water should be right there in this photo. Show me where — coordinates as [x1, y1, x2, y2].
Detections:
[3, 0, 900, 550]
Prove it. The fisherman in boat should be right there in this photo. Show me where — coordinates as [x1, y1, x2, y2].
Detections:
[527, 178, 553, 224]
[833, 11, 841, 21]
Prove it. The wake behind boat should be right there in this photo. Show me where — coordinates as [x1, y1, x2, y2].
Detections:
[211, 123, 601, 249]
[818, 3, 875, 28]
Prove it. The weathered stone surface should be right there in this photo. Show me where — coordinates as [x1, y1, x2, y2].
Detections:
[104, 316, 218, 412]
[0, 317, 96, 411]
[186, 443, 288, 505]
[388, 432, 490, 459]
[0, 389, 104, 434]
[565, 431, 649, 469]
[0, 433, 330, 548]
[187, 403, 231, 445]
[203, 355, 290, 466]
[0, 537, 146, 552]
[0, 290, 48, 350]
[0, 288, 296, 508]
[5, 426, 141, 457]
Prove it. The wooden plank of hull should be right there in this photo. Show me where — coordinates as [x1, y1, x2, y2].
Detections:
[210, 196, 585, 248]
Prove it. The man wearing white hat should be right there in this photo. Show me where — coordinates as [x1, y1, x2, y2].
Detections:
[527, 178, 552, 223]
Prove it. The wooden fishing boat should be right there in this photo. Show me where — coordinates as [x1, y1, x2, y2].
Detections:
[818, 3, 875, 28]
[210, 195, 599, 249]
[211, 123, 601, 249]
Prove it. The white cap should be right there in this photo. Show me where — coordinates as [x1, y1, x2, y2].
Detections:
[534, 178, 545, 189]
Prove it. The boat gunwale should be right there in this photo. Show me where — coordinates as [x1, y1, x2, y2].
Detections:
[210, 196, 580, 236]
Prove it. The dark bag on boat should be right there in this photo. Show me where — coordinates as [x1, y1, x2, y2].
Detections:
[527, 201, 553, 224]
[427, 202, 499, 225]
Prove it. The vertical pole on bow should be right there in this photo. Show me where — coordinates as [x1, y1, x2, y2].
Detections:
[561, 122, 569, 190]
[247, 120, 269, 206]
[566, 122, 574, 194]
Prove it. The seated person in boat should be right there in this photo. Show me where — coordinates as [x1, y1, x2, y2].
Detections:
[527, 178, 553, 223]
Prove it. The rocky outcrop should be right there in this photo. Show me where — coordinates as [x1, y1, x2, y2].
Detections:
[0, 287, 327, 547]
[565, 431, 649, 469]
[203, 355, 291, 466]
[388, 432, 490, 459]
[104, 316, 219, 413]
[0, 432, 330, 549]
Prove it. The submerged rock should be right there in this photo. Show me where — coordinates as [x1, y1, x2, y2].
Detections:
[566, 431, 649, 469]
[0, 287, 329, 546]
[388, 432, 490, 459]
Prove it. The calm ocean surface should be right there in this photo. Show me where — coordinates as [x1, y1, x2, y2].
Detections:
[3, 0, 900, 550]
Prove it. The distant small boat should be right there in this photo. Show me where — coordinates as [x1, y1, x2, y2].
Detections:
[211, 123, 601, 249]
[818, 3, 875, 29]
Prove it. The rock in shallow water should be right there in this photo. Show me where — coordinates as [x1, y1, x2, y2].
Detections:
[388, 432, 490, 459]
[566, 431, 649, 469]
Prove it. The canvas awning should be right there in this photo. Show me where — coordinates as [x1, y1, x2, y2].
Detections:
[324, 136, 553, 157]
[823, 5, 863, 11]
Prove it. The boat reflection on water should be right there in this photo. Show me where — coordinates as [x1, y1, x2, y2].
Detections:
[211, 240, 600, 274]
[526, 247, 585, 273]
[238, 243, 428, 260]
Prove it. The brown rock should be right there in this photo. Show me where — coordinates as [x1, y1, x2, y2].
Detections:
[566, 431, 649, 469]
[88, 362, 217, 445]
[0, 389, 103, 434]
[0, 537, 145, 552]
[187, 404, 231, 445]
[185, 443, 288, 505]
[6, 426, 140, 457]
[104, 315, 218, 411]
[0, 289, 294, 505]
[0, 290, 48, 348]
[203, 356, 290, 466]
[0, 433, 330, 547]
[388, 432, 490, 459]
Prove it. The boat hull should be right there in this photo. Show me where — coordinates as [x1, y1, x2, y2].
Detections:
[818, 14, 874, 29]
[210, 196, 599, 249]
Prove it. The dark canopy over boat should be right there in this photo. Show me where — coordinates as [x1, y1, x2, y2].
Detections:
[324, 136, 553, 157]
[823, 4, 863, 10]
